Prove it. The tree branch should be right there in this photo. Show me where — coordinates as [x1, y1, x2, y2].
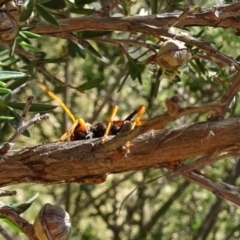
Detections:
[0, 223, 13, 240]
[31, 4, 240, 35]
[29, 3, 240, 71]
[0, 204, 37, 240]
[0, 117, 240, 187]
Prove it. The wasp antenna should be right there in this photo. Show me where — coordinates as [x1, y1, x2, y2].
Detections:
[36, 81, 76, 123]
[124, 105, 146, 121]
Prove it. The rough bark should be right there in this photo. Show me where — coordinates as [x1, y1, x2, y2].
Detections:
[31, 4, 240, 35]
[0, 117, 239, 187]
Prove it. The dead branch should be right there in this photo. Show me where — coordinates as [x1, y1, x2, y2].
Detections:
[0, 96, 49, 154]
[28, 3, 240, 71]
[0, 189, 16, 197]
[0, 224, 13, 240]
[183, 170, 240, 206]
[31, 3, 240, 36]
[0, 117, 240, 187]
[0, 204, 37, 240]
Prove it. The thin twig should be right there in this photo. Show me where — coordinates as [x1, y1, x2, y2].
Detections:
[163, 6, 201, 29]
[206, 70, 240, 120]
[171, 147, 239, 177]
[47, 32, 91, 49]
[95, 0, 124, 16]
[192, 53, 226, 67]
[118, 43, 130, 57]
[161, 160, 240, 206]
[137, 24, 240, 72]
[219, 71, 240, 111]
[0, 204, 37, 240]
[3, 81, 34, 101]
[90, 37, 158, 52]
[7, 113, 49, 143]
[101, 99, 226, 152]
[1, 96, 37, 153]
[0, 189, 16, 197]
[158, 164, 240, 206]
[119, 149, 240, 211]
[169, 32, 240, 72]
[35, 64, 82, 92]
[183, 170, 240, 206]
[0, 0, 9, 7]
[30, 3, 240, 38]
[14, 46, 41, 61]
[17, 96, 34, 128]
[13, 46, 81, 92]
[0, 224, 13, 240]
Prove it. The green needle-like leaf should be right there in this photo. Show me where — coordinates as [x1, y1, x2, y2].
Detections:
[19, 0, 34, 22]
[0, 71, 29, 81]
[36, 4, 60, 27]
[7, 103, 57, 112]
[0, 88, 12, 94]
[0, 116, 14, 122]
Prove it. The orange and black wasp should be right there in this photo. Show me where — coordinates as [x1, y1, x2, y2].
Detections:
[36, 81, 145, 142]
[59, 105, 146, 142]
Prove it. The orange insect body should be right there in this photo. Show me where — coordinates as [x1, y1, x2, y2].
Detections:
[36, 81, 145, 141]
[59, 118, 92, 142]
[60, 105, 146, 142]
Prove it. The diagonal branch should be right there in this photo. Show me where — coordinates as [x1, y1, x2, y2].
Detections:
[0, 204, 37, 240]
[182, 170, 240, 205]
[102, 101, 225, 152]
[0, 117, 240, 187]
[29, 4, 240, 71]
[31, 3, 240, 36]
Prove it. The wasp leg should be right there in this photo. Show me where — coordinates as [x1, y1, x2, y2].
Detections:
[124, 105, 146, 152]
[124, 105, 144, 121]
[117, 105, 146, 134]
[59, 121, 79, 142]
[130, 105, 146, 129]
[36, 81, 76, 123]
[101, 105, 118, 143]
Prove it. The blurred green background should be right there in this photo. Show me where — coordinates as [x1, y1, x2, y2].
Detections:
[1, 0, 240, 239]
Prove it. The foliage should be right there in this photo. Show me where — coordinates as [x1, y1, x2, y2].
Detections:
[0, 0, 240, 239]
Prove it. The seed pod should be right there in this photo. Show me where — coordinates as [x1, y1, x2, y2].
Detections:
[5, 1, 20, 21]
[5, 1, 29, 26]
[33, 204, 71, 240]
[155, 40, 189, 70]
[0, 12, 18, 42]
